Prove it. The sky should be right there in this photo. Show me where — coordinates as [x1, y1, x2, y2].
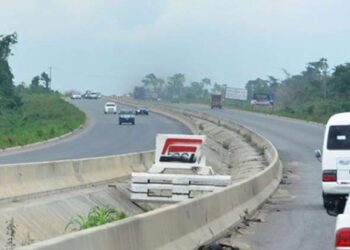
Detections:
[1, 0, 350, 95]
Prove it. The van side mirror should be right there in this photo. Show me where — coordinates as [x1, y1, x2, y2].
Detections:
[314, 149, 322, 161]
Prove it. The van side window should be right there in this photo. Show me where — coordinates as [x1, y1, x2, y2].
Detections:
[327, 125, 350, 150]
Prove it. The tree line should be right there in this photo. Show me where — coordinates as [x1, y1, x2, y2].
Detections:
[244, 58, 350, 121]
[133, 73, 226, 102]
[134, 58, 350, 122]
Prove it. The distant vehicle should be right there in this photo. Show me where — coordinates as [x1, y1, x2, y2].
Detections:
[82, 91, 99, 99]
[315, 112, 350, 214]
[119, 109, 135, 125]
[104, 102, 117, 114]
[135, 106, 149, 115]
[89, 92, 99, 99]
[211, 92, 223, 109]
[250, 93, 274, 106]
[70, 94, 81, 100]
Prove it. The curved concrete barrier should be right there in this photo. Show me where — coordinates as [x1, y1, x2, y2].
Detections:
[0, 151, 154, 203]
[19, 111, 282, 250]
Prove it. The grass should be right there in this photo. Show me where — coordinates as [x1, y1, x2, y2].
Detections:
[65, 206, 127, 232]
[0, 93, 86, 148]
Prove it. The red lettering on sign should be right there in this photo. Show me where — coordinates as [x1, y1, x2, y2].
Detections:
[161, 138, 203, 155]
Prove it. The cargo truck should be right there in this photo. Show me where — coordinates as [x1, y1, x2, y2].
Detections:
[211, 92, 223, 109]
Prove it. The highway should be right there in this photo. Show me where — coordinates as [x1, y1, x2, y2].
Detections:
[0, 98, 335, 249]
[0, 98, 190, 164]
[178, 104, 334, 250]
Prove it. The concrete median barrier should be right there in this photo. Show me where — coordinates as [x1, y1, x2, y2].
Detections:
[0, 151, 154, 203]
[19, 107, 282, 250]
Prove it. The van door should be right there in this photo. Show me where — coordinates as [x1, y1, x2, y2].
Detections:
[328, 125, 350, 184]
[337, 158, 350, 184]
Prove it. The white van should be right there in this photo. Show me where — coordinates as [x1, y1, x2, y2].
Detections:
[316, 112, 350, 210]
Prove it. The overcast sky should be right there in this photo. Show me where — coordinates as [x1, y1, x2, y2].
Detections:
[1, 0, 350, 95]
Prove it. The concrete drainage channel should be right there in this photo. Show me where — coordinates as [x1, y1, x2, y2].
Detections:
[5, 99, 282, 250]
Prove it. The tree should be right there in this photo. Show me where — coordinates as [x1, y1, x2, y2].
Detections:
[41, 72, 50, 90]
[141, 73, 164, 99]
[201, 78, 212, 88]
[267, 76, 280, 96]
[31, 76, 40, 88]
[0, 33, 21, 109]
[330, 63, 350, 99]
[200, 78, 211, 98]
[245, 78, 269, 100]
[166, 73, 185, 100]
[303, 58, 329, 99]
[187, 81, 202, 99]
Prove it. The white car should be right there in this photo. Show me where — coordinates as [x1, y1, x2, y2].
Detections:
[335, 198, 350, 249]
[104, 102, 117, 114]
[70, 94, 81, 100]
[315, 112, 350, 211]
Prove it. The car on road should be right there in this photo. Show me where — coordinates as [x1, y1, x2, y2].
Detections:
[119, 109, 135, 125]
[135, 106, 149, 115]
[70, 94, 82, 100]
[104, 102, 117, 114]
[335, 198, 350, 249]
[82, 91, 99, 99]
[89, 92, 99, 99]
[315, 112, 350, 213]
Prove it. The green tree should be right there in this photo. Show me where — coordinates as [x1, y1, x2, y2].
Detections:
[330, 63, 350, 99]
[41, 72, 50, 90]
[0, 33, 21, 109]
[141, 73, 164, 99]
[200, 78, 211, 98]
[267, 76, 280, 95]
[245, 78, 269, 99]
[166, 73, 185, 100]
[30, 75, 42, 92]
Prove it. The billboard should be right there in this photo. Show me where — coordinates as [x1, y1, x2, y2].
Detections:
[225, 87, 247, 101]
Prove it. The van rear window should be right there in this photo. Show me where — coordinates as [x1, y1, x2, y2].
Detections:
[327, 125, 350, 150]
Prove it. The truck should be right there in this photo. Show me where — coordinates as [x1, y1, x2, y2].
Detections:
[211, 92, 223, 109]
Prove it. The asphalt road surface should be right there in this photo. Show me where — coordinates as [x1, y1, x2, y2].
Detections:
[178, 104, 334, 250]
[0, 98, 190, 164]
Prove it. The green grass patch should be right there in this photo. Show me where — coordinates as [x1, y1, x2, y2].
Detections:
[0, 93, 86, 148]
[65, 206, 127, 232]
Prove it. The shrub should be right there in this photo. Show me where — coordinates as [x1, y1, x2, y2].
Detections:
[65, 206, 127, 232]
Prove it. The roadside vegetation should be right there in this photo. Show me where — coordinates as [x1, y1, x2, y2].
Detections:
[65, 206, 127, 232]
[0, 33, 85, 149]
[0, 93, 85, 148]
[133, 58, 350, 124]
